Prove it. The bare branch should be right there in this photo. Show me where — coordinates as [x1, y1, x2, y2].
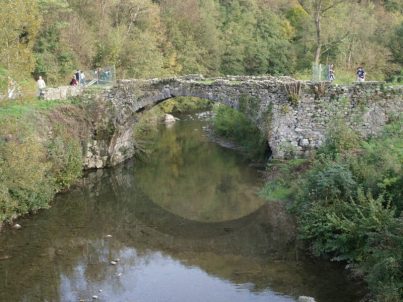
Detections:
[321, 32, 350, 54]
[296, 0, 310, 14]
[322, 0, 346, 13]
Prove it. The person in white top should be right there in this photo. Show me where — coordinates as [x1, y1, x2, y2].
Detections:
[37, 76, 46, 97]
[8, 77, 16, 99]
[80, 71, 86, 85]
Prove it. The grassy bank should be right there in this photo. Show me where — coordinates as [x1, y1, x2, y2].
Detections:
[212, 104, 267, 160]
[0, 98, 89, 224]
[261, 117, 403, 302]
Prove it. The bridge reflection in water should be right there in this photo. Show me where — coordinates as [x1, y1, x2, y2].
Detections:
[0, 117, 364, 302]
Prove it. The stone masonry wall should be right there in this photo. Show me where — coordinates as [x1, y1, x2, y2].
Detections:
[271, 82, 402, 157]
[42, 86, 82, 100]
[106, 76, 402, 159]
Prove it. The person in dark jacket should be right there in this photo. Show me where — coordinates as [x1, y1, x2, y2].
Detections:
[356, 66, 366, 82]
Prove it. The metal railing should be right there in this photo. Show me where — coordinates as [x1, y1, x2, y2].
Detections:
[83, 65, 116, 87]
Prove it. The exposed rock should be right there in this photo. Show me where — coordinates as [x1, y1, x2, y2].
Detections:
[299, 138, 310, 147]
[164, 114, 176, 124]
[12, 224, 22, 230]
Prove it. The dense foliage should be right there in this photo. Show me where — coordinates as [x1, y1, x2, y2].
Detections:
[0, 0, 402, 93]
[212, 104, 267, 159]
[0, 99, 84, 223]
[261, 116, 403, 302]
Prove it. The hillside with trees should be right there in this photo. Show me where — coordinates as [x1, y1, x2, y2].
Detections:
[0, 0, 402, 92]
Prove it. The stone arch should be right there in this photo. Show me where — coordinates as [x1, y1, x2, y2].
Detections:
[107, 77, 286, 161]
[81, 76, 402, 168]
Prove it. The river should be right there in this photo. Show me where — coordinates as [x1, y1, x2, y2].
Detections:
[0, 113, 364, 302]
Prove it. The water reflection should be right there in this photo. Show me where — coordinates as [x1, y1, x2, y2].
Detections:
[0, 116, 364, 302]
[134, 119, 266, 222]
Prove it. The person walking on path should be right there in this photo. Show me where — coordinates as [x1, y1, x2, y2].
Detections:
[75, 69, 81, 85]
[70, 76, 78, 86]
[37, 76, 46, 97]
[7, 77, 16, 99]
[328, 64, 335, 82]
[80, 71, 86, 85]
[356, 66, 366, 82]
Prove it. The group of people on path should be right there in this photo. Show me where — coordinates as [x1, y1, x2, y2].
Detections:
[70, 70, 85, 86]
[35, 69, 86, 97]
[327, 64, 366, 82]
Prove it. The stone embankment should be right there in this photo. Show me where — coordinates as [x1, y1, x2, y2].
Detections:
[41, 75, 402, 168]
[42, 85, 82, 100]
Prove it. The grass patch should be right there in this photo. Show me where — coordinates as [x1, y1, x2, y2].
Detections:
[0, 98, 81, 118]
[260, 181, 293, 201]
[212, 104, 267, 159]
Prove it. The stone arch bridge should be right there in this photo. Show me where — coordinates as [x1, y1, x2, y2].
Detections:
[43, 75, 402, 168]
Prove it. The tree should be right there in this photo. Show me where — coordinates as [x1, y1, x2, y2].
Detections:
[0, 0, 41, 82]
[34, 0, 76, 84]
[220, 0, 293, 75]
[159, 0, 223, 75]
[389, 21, 403, 65]
[297, 0, 349, 64]
[101, 0, 166, 78]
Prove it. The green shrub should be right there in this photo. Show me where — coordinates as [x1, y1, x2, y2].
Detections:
[263, 117, 403, 301]
[47, 125, 83, 189]
[299, 190, 402, 301]
[260, 158, 309, 202]
[318, 118, 360, 158]
[212, 104, 266, 159]
[159, 97, 212, 113]
[349, 119, 403, 214]
[0, 119, 54, 221]
[303, 158, 357, 202]
[260, 180, 293, 201]
[0, 102, 86, 224]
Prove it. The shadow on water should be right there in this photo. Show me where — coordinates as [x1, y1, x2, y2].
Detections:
[0, 117, 366, 302]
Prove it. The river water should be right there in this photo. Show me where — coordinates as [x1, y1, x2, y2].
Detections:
[0, 114, 364, 302]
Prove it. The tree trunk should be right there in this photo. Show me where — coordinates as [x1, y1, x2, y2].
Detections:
[347, 39, 354, 69]
[314, 3, 322, 65]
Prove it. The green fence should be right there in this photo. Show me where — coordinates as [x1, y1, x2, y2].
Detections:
[85, 65, 116, 86]
[312, 63, 331, 81]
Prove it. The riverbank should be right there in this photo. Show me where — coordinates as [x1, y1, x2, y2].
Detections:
[262, 119, 402, 302]
[0, 95, 213, 228]
[0, 98, 92, 226]
[210, 104, 402, 302]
